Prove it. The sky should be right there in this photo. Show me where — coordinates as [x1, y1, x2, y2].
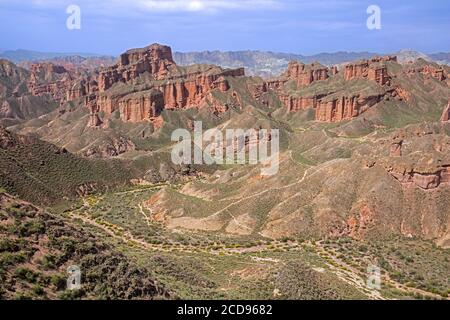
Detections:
[0, 0, 449, 55]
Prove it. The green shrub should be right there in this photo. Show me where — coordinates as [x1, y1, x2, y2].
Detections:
[14, 267, 38, 283]
[32, 284, 45, 296]
[50, 274, 66, 291]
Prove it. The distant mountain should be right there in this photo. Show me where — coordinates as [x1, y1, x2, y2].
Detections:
[174, 49, 450, 77]
[0, 49, 109, 63]
[173, 50, 378, 77]
[394, 49, 433, 64]
[18, 55, 117, 71]
[429, 52, 450, 65]
[3, 48, 449, 77]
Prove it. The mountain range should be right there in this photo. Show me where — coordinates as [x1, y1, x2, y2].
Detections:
[3, 48, 449, 77]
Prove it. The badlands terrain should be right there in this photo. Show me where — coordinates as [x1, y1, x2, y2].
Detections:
[0, 43, 449, 300]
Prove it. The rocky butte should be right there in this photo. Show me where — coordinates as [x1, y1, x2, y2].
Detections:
[251, 56, 399, 122]
[251, 55, 450, 123]
[64, 43, 245, 127]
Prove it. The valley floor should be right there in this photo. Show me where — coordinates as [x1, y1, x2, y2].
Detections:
[51, 182, 450, 300]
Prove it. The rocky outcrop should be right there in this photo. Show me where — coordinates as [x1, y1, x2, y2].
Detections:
[75, 182, 98, 197]
[388, 167, 450, 190]
[0, 126, 16, 149]
[254, 57, 397, 121]
[118, 89, 164, 122]
[344, 56, 395, 85]
[27, 63, 74, 104]
[64, 44, 245, 126]
[383, 126, 450, 190]
[441, 101, 450, 122]
[280, 95, 317, 112]
[390, 139, 403, 157]
[282, 61, 328, 87]
[83, 136, 136, 158]
[315, 95, 381, 122]
[98, 44, 175, 92]
[67, 78, 98, 101]
[251, 61, 328, 100]
[406, 63, 446, 81]
[88, 112, 103, 127]
[391, 86, 412, 102]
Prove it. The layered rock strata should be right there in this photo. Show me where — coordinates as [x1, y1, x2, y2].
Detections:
[65, 44, 245, 126]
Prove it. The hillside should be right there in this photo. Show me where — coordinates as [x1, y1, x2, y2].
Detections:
[0, 192, 170, 299]
[0, 127, 135, 205]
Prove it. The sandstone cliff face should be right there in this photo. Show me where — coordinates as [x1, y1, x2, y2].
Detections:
[98, 44, 175, 92]
[388, 167, 450, 190]
[280, 95, 317, 112]
[27, 63, 74, 104]
[250, 56, 400, 122]
[315, 95, 381, 122]
[118, 89, 164, 122]
[406, 63, 446, 82]
[282, 61, 329, 87]
[343, 56, 395, 85]
[262, 54, 449, 123]
[382, 126, 450, 190]
[63, 44, 245, 126]
[67, 78, 98, 101]
[251, 61, 329, 112]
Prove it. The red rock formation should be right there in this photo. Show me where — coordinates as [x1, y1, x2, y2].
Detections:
[440, 101, 450, 122]
[406, 63, 446, 81]
[88, 113, 103, 127]
[344, 61, 368, 81]
[390, 141, 403, 157]
[344, 56, 395, 85]
[118, 90, 164, 122]
[441, 166, 450, 184]
[389, 168, 449, 190]
[27, 63, 75, 104]
[391, 86, 411, 102]
[315, 95, 381, 122]
[98, 44, 175, 92]
[251, 62, 329, 102]
[282, 61, 328, 87]
[65, 44, 245, 125]
[28, 63, 68, 81]
[281, 95, 317, 112]
[67, 78, 98, 101]
[331, 66, 338, 76]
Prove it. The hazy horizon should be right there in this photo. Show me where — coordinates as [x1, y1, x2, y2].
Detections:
[1, 47, 448, 58]
[0, 0, 449, 56]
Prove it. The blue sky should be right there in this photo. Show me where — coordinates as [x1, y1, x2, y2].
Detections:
[0, 0, 449, 55]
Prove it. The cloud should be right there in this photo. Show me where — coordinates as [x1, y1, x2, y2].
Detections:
[0, 0, 281, 13]
[135, 0, 281, 12]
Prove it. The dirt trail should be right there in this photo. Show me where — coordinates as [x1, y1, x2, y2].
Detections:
[207, 158, 345, 219]
[315, 242, 447, 300]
